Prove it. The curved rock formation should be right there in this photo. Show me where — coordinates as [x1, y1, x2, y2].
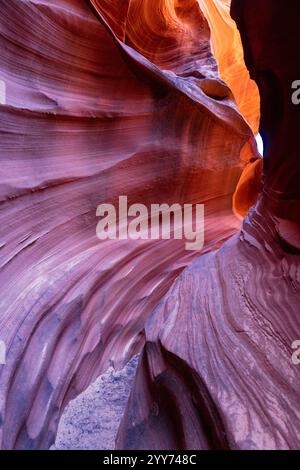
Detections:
[0, 0, 259, 449]
[197, 0, 260, 134]
[117, 0, 300, 450]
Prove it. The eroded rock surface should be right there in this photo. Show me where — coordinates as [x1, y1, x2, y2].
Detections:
[0, 0, 260, 449]
[117, 0, 300, 450]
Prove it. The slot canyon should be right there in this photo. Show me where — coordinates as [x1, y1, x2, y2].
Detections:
[0, 0, 299, 451]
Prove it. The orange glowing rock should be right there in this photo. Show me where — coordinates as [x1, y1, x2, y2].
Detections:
[233, 157, 263, 218]
[198, 0, 260, 134]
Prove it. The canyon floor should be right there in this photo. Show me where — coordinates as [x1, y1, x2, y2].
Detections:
[52, 356, 139, 450]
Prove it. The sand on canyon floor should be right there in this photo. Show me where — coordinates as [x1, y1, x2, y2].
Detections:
[52, 355, 139, 450]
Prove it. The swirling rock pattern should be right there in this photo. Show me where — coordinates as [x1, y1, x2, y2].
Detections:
[0, 0, 259, 449]
[117, 201, 300, 450]
[117, 0, 300, 450]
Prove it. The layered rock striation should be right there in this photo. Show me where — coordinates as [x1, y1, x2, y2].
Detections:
[0, 0, 260, 449]
[117, 0, 300, 450]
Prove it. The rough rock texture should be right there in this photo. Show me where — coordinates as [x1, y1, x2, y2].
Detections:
[0, 0, 260, 449]
[52, 355, 139, 450]
[117, 0, 300, 450]
[117, 202, 300, 450]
